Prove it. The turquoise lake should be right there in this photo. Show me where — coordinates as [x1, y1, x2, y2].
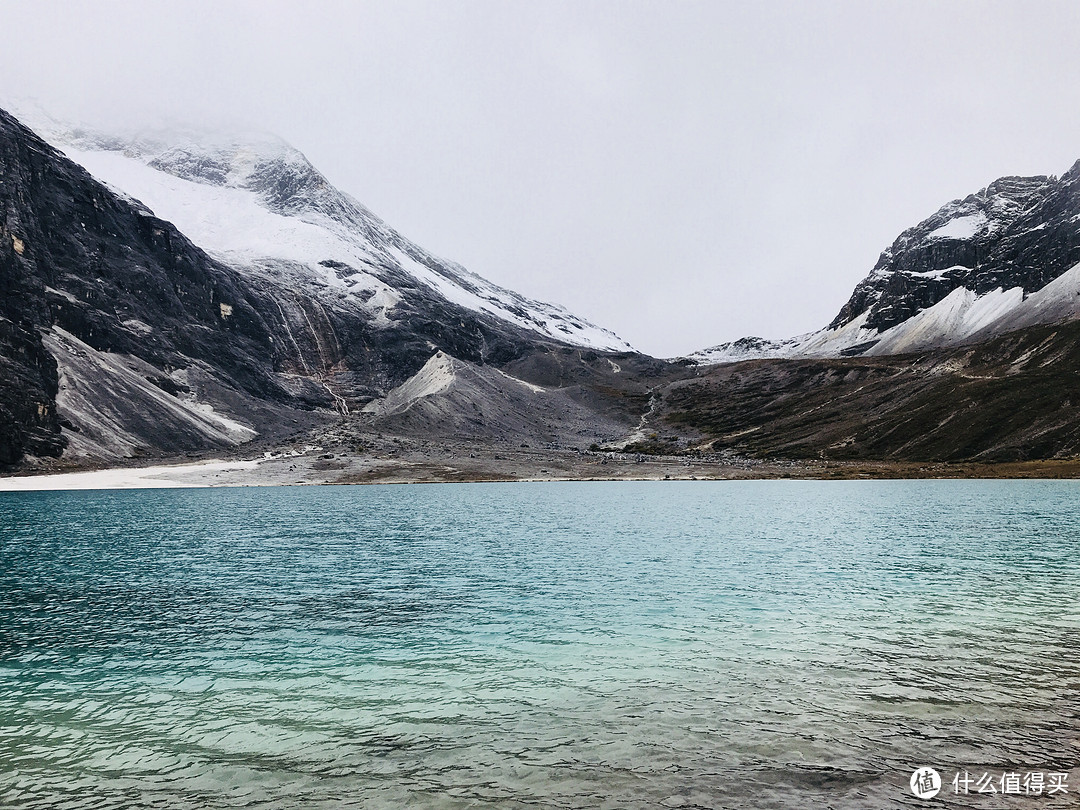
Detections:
[0, 480, 1078, 808]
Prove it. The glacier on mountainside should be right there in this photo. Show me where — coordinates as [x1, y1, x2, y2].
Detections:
[18, 110, 632, 353]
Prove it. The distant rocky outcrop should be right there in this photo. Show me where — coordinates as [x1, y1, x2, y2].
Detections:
[663, 318, 1080, 463]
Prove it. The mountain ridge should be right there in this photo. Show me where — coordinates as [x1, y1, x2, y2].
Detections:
[691, 161, 1080, 364]
[7, 103, 1080, 476]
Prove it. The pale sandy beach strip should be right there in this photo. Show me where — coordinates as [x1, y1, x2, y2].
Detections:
[0, 459, 265, 491]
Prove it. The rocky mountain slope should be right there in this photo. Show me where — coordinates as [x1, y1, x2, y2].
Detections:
[693, 164, 1080, 363]
[359, 350, 640, 448]
[0, 107, 651, 469]
[660, 318, 1080, 462]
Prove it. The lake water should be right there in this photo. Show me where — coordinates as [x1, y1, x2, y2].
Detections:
[0, 480, 1077, 809]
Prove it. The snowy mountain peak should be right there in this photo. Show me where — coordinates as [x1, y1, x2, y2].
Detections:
[686, 336, 804, 365]
[690, 161, 1080, 365]
[14, 107, 632, 354]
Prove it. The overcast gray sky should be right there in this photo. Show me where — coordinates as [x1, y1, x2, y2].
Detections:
[2, 1, 1079, 356]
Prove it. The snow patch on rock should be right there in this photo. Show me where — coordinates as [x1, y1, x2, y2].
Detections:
[927, 213, 987, 240]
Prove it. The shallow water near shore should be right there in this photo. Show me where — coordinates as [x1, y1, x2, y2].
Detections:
[1, 480, 1078, 808]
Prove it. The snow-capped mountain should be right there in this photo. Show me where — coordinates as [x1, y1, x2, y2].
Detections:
[21, 109, 631, 354]
[0, 105, 646, 466]
[691, 165, 1080, 364]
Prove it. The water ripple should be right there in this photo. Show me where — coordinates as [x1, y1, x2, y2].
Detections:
[0, 480, 1078, 808]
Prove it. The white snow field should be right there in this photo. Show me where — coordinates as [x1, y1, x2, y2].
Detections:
[22, 111, 632, 353]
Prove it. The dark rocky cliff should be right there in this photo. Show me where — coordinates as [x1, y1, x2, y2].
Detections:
[831, 166, 1080, 331]
[0, 109, 296, 463]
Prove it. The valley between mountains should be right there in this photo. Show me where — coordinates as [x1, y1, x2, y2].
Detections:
[4, 105, 1080, 484]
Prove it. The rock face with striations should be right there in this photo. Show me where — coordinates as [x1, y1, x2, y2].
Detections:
[0, 108, 297, 464]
